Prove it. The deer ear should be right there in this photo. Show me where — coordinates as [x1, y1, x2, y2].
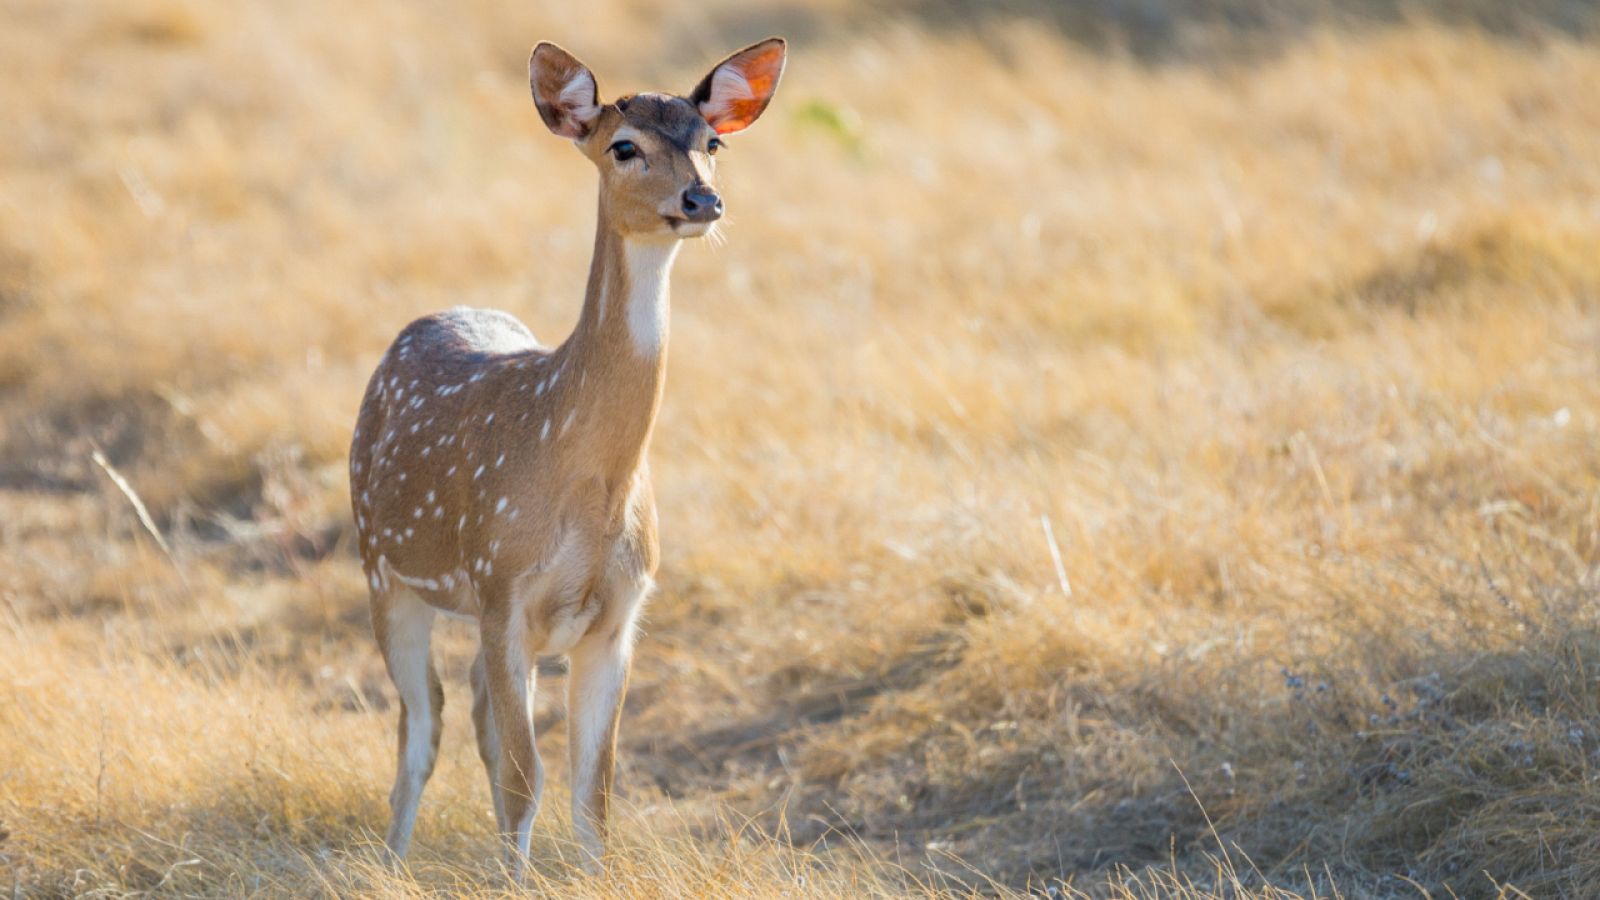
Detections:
[530, 42, 602, 140]
[690, 37, 787, 135]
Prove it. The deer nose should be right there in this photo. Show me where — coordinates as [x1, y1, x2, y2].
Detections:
[680, 186, 723, 223]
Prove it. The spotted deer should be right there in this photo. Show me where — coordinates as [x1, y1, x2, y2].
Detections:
[347, 38, 786, 876]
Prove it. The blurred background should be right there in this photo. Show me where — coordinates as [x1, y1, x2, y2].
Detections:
[3, 0, 1599, 895]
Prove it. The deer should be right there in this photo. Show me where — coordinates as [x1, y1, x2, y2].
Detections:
[346, 37, 786, 877]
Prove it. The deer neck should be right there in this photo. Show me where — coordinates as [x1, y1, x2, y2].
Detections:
[552, 204, 681, 482]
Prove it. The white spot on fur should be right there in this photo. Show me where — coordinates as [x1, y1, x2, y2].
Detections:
[389, 565, 441, 593]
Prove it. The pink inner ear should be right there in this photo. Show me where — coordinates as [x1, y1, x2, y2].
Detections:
[533, 47, 599, 138]
[554, 70, 599, 132]
[703, 43, 785, 133]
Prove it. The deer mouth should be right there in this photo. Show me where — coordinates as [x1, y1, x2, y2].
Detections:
[663, 216, 714, 238]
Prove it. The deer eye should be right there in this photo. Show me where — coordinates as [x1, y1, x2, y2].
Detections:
[706, 137, 722, 155]
[609, 140, 639, 162]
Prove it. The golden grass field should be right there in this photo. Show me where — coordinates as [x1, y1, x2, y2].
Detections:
[3, 0, 1600, 895]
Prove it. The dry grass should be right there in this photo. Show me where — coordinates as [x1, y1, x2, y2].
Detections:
[3, 0, 1599, 896]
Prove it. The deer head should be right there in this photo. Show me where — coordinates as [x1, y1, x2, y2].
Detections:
[529, 38, 787, 240]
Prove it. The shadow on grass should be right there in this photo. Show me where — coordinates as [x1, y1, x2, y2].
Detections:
[676, 0, 1599, 71]
[607, 582, 1600, 895]
[630, 634, 961, 798]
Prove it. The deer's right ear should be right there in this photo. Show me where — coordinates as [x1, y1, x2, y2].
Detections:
[690, 37, 786, 134]
[530, 42, 602, 140]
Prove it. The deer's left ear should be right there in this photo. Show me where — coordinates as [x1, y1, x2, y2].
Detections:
[530, 42, 602, 140]
[690, 37, 787, 135]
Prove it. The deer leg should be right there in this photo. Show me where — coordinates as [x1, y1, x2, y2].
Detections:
[469, 646, 508, 836]
[566, 622, 634, 871]
[377, 588, 442, 862]
[481, 602, 542, 880]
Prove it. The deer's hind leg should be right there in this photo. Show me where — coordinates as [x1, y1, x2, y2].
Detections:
[469, 646, 509, 836]
[374, 586, 443, 862]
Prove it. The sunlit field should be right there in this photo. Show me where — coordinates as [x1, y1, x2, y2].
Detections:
[4, 0, 1600, 896]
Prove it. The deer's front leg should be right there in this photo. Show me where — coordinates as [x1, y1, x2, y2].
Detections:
[566, 615, 635, 870]
[480, 600, 542, 880]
